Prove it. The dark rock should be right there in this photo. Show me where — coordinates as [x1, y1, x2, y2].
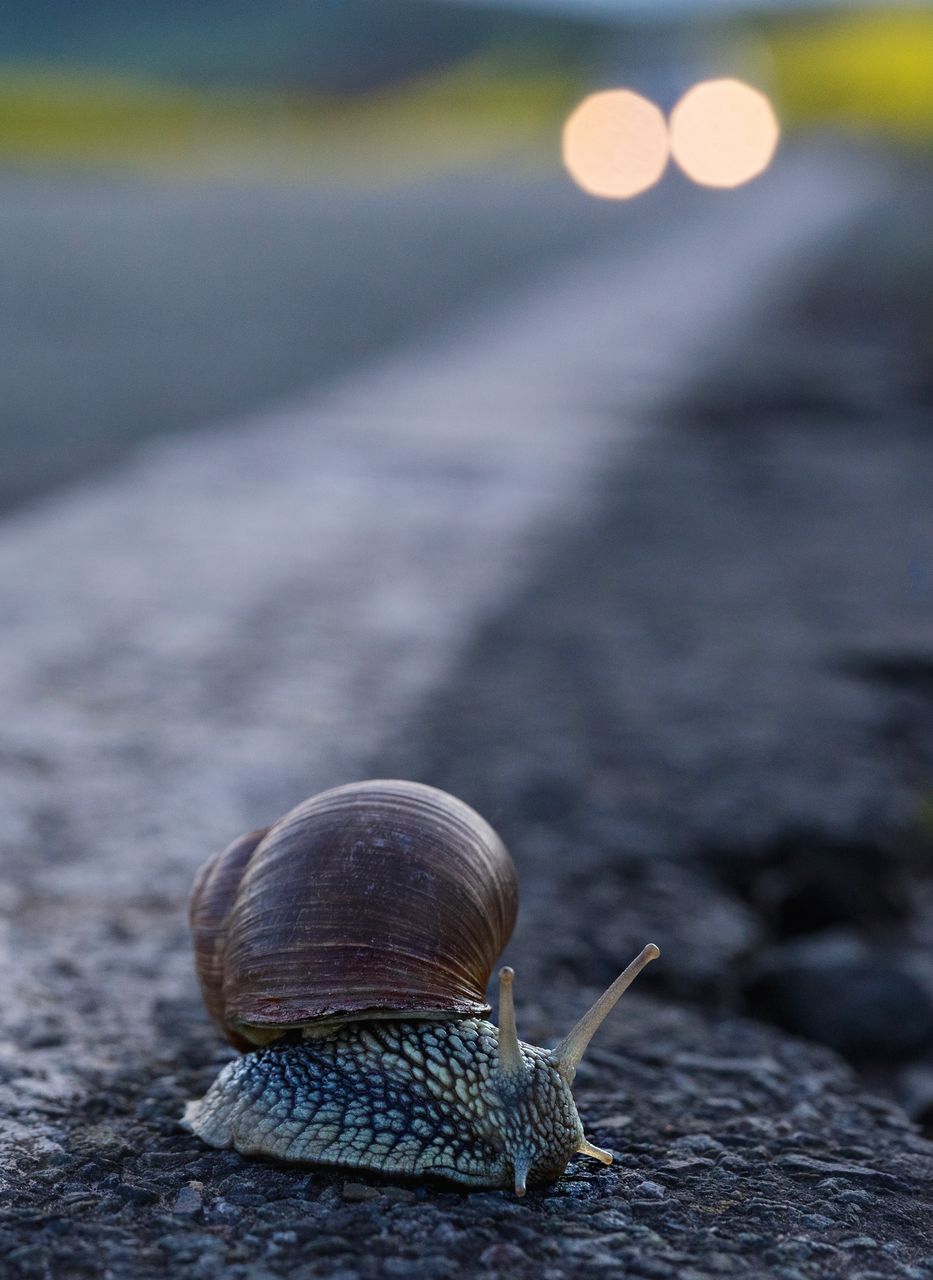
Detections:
[714, 833, 912, 938]
[116, 1181, 160, 1205]
[744, 933, 933, 1062]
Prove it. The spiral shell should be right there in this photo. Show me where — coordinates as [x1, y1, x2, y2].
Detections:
[189, 780, 518, 1048]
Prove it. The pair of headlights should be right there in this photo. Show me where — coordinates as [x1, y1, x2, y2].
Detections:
[563, 79, 781, 199]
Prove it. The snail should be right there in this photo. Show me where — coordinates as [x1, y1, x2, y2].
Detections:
[183, 779, 658, 1195]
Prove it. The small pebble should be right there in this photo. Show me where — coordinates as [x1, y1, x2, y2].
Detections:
[634, 1180, 666, 1199]
[382, 1187, 417, 1204]
[115, 1182, 157, 1206]
[342, 1182, 380, 1203]
[208, 1199, 240, 1221]
[172, 1182, 203, 1216]
[800, 1213, 835, 1231]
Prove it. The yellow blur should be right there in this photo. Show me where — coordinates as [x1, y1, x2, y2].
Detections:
[770, 10, 933, 140]
[0, 55, 580, 182]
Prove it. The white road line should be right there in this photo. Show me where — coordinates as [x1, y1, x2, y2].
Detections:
[0, 151, 879, 896]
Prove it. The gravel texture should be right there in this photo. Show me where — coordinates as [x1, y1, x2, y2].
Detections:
[3, 153, 933, 1278]
[6, 998, 932, 1280]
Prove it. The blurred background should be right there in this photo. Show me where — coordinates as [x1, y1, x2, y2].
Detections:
[2, 0, 930, 508]
[2, 0, 933, 1191]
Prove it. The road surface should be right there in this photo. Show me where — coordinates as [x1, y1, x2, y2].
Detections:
[0, 168, 674, 511]
[2, 148, 932, 1278]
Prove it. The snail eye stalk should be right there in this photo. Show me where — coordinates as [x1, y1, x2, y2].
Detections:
[496, 966, 524, 1080]
[550, 944, 660, 1084]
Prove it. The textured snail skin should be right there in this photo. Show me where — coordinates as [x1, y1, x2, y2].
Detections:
[184, 1018, 585, 1190]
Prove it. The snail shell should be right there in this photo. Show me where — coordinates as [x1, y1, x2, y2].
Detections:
[189, 779, 518, 1049]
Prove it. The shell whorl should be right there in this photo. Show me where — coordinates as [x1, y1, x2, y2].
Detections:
[189, 780, 518, 1048]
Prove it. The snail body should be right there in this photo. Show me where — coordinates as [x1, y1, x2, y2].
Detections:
[186, 1018, 584, 1191]
[183, 780, 658, 1194]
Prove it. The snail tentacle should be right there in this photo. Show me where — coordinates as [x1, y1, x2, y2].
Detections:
[578, 1137, 613, 1165]
[495, 966, 524, 1080]
[550, 944, 660, 1084]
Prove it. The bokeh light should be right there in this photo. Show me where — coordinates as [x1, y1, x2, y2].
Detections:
[669, 78, 780, 189]
[562, 89, 669, 200]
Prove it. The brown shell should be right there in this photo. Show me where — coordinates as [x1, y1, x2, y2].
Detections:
[189, 780, 518, 1049]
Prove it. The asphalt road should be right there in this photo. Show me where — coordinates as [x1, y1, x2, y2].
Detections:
[3, 149, 933, 1277]
[0, 167, 681, 512]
